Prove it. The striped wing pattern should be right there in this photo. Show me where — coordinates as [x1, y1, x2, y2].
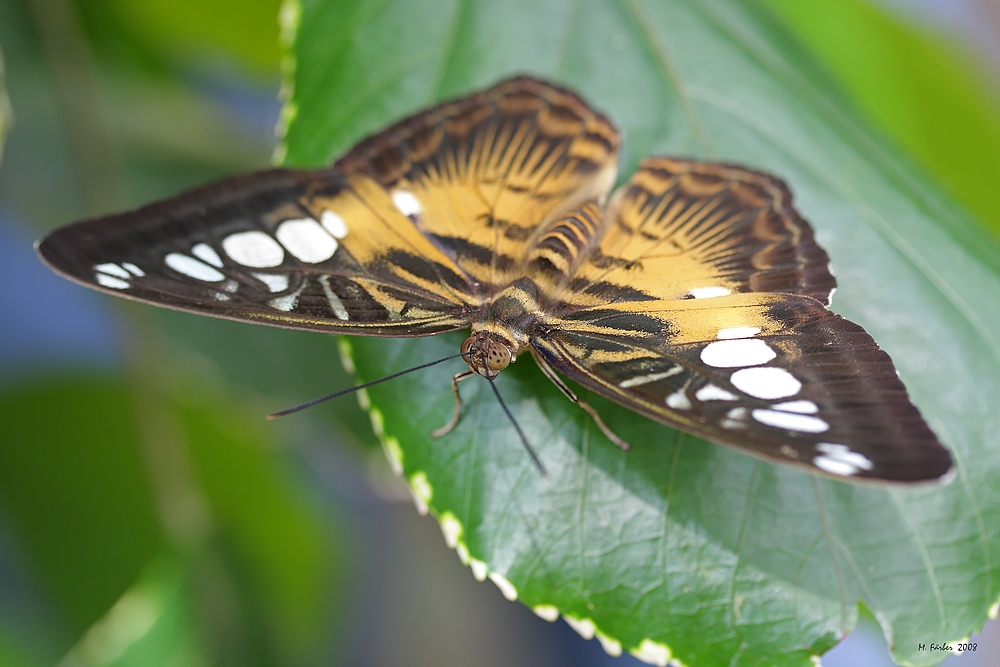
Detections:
[36, 76, 951, 483]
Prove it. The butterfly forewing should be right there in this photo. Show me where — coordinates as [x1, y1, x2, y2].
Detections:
[533, 293, 950, 482]
[37, 168, 472, 336]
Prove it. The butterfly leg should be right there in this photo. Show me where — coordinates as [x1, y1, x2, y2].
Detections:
[431, 370, 476, 437]
[531, 352, 632, 451]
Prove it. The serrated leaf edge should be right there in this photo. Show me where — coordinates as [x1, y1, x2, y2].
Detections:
[336, 337, 687, 666]
[273, 0, 302, 165]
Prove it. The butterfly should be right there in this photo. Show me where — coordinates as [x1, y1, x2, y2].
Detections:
[36, 76, 952, 483]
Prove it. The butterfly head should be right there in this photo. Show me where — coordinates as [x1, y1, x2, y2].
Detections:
[461, 333, 513, 380]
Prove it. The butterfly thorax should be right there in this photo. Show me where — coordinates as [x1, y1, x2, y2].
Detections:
[462, 277, 549, 378]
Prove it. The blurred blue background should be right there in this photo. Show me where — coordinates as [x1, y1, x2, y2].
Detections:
[1, 1, 998, 665]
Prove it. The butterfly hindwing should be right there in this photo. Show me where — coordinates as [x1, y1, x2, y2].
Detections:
[334, 77, 621, 290]
[557, 157, 837, 308]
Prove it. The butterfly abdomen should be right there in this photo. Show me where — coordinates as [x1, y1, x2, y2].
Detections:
[526, 201, 604, 281]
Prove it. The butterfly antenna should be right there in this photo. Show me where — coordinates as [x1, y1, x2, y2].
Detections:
[267, 352, 470, 419]
[488, 379, 548, 477]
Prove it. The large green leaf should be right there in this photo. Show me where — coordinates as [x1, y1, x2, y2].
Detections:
[280, 1, 1000, 665]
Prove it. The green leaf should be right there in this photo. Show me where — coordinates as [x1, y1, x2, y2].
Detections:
[281, 1, 1000, 665]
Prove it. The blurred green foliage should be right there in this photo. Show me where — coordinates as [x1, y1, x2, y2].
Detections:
[0, 0, 348, 665]
[765, 0, 1000, 241]
[0, 45, 11, 161]
[0, 379, 161, 631]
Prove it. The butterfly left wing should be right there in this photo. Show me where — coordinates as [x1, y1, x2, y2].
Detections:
[38, 76, 621, 337]
[37, 168, 474, 336]
[532, 292, 951, 482]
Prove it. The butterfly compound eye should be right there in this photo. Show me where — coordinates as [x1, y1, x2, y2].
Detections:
[486, 341, 511, 372]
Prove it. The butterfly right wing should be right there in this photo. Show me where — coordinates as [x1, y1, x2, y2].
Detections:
[529, 158, 950, 482]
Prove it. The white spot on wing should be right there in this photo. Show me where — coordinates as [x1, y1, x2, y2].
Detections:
[319, 275, 349, 320]
[717, 326, 761, 339]
[220, 279, 239, 293]
[253, 272, 289, 293]
[752, 409, 829, 433]
[619, 366, 682, 388]
[121, 262, 145, 276]
[689, 286, 730, 299]
[773, 400, 818, 414]
[730, 367, 801, 399]
[666, 389, 691, 410]
[222, 230, 284, 268]
[95, 263, 129, 279]
[191, 243, 223, 267]
[96, 273, 130, 290]
[321, 210, 348, 238]
[268, 278, 307, 311]
[722, 408, 747, 430]
[814, 443, 873, 477]
[695, 384, 737, 401]
[392, 190, 421, 217]
[276, 217, 338, 263]
[814, 457, 857, 476]
[721, 407, 748, 430]
[701, 339, 775, 368]
[165, 253, 225, 282]
[780, 445, 799, 459]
